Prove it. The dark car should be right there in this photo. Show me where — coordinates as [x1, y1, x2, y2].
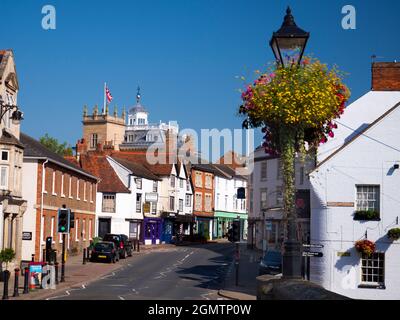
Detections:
[90, 241, 118, 263]
[259, 250, 282, 275]
[102, 234, 133, 259]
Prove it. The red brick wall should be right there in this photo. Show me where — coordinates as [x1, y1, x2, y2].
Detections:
[192, 170, 214, 218]
[372, 62, 400, 91]
[34, 161, 97, 260]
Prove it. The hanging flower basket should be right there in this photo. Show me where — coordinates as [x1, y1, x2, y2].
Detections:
[355, 239, 376, 256]
[387, 228, 400, 241]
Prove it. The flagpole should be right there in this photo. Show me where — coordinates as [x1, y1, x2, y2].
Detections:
[103, 82, 106, 114]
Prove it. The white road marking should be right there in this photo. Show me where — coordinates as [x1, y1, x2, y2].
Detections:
[118, 295, 125, 300]
[46, 284, 86, 300]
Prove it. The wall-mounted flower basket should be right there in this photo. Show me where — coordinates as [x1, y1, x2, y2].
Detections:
[387, 228, 400, 240]
[355, 239, 376, 256]
[353, 210, 380, 221]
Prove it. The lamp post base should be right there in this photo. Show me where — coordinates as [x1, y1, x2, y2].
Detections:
[282, 239, 302, 279]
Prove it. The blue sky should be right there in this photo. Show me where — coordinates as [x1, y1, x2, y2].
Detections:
[3, 0, 400, 151]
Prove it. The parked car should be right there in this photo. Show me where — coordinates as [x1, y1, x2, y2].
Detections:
[259, 250, 282, 275]
[90, 241, 118, 263]
[102, 234, 133, 259]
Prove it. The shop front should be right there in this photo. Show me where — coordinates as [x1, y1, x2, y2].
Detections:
[161, 212, 194, 243]
[143, 217, 162, 245]
[213, 211, 248, 240]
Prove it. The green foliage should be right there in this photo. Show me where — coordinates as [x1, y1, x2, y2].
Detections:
[388, 228, 400, 240]
[39, 133, 73, 156]
[0, 248, 16, 270]
[354, 210, 380, 220]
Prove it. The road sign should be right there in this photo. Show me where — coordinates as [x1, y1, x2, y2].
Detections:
[302, 251, 323, 257]
[302, 244, 324, 249]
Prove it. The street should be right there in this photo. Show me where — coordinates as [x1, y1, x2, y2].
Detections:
[45, 242, 235, 300]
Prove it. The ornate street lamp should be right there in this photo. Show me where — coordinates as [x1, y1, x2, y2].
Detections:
[0, 95, 24, 126]
[269, 7, 309, 68]
[269, 7, 309, 279]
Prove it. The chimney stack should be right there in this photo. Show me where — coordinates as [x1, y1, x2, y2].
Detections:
[372, 62, 400, 91]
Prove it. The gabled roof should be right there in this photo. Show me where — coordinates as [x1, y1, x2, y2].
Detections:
[20, 133, 97, 181]
[211, 163, 248, 181]
[79, 154, 129, 193]
[110, 156, 162, 181]
[313, 98, 400, 171]
[317, 91, 400, 163]
[110, 151, 175, 177]
[0, 130, 24, 148]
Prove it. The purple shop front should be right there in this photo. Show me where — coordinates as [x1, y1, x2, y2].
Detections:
[143, 218, 162, 245]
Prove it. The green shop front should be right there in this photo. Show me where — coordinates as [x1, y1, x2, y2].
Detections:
[213, 211, 247, 240]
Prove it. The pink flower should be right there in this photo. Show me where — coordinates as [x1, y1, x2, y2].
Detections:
[328, 131, 334, 138]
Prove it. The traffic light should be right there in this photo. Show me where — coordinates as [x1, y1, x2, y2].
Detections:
[58, 208, 70, 233]
[232, 220, 240, 242]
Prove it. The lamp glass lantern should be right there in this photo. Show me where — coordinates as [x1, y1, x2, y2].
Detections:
[269, 7, 310, 68]
[11, 109, 23, 125]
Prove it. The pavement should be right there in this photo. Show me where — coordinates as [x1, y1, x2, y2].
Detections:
[217, 242, 262, 300]
[1, 241, 260, 300]
[3, 243, 176, 300]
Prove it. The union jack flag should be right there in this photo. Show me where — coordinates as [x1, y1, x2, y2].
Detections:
[105, 86, 113, 103]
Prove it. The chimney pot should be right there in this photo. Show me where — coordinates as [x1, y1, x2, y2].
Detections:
[372, 62, 400, 91]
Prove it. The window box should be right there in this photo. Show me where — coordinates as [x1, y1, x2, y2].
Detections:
[387, 228, 400, 241]
[353, 210, 380, 221]
[358, 284, 386, 290]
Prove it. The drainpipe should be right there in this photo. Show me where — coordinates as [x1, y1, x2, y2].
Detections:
[39, 159, 49, 261]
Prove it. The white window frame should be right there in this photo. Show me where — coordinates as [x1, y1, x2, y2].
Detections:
[61, 174, 65, 197]
[205, 193, 212, 212]
[185, 194, 191, 207]
[356, 185, 380, 213]
[89, 219, 93, 240]
[52, 170, 57, 195]
[51, 217, 55, 243]
[260, 161, 267, 181]
[153, 181, 158, 192]
[82, 219, 86, 241]
[102, 193, 116, 213]
[136, 178, 142, 190]
[0, 166, 9, 190]
[179, 199, 184, 212]
[69, 176, 72, 199]
[75, 218, 79, 242]
[195, 172, 202, 188]
[361, 252, 385, 286]
[76, 179, 80, 200]
[260, 188, 268, 209]
[195, 192, 202, 211]
[83, 182, 87, 201]
[1, 150, 9, 162]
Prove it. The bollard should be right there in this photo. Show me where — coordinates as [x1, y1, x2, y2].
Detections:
[133, 240, 136, 251]
[23, 267, 29, 294]
[86, 247, 90, 261]
[137, 240, 140, 252]
[31, 254, 35, 262]
[2, 270, 10, 300]
[82, 248, 86, 265]
[54, 262, 59, 285]
[42, 249, 46, 263]
[13, 268, 20, 297]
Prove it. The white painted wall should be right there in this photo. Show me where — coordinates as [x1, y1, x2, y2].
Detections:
[215, 175, 247, 214]
[21, 160, 38, 261]
[310, 98, 400, 299]
[249, 147, 313, 250]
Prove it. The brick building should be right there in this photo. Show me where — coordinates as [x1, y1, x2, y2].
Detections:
[189, 164, 218, 240]
[20, 133, 98, 262]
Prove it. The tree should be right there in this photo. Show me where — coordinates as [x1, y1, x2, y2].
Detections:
[0, 248, 16, 271]
[39, 133, 73, 156]
[239, 57, 350, 242]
